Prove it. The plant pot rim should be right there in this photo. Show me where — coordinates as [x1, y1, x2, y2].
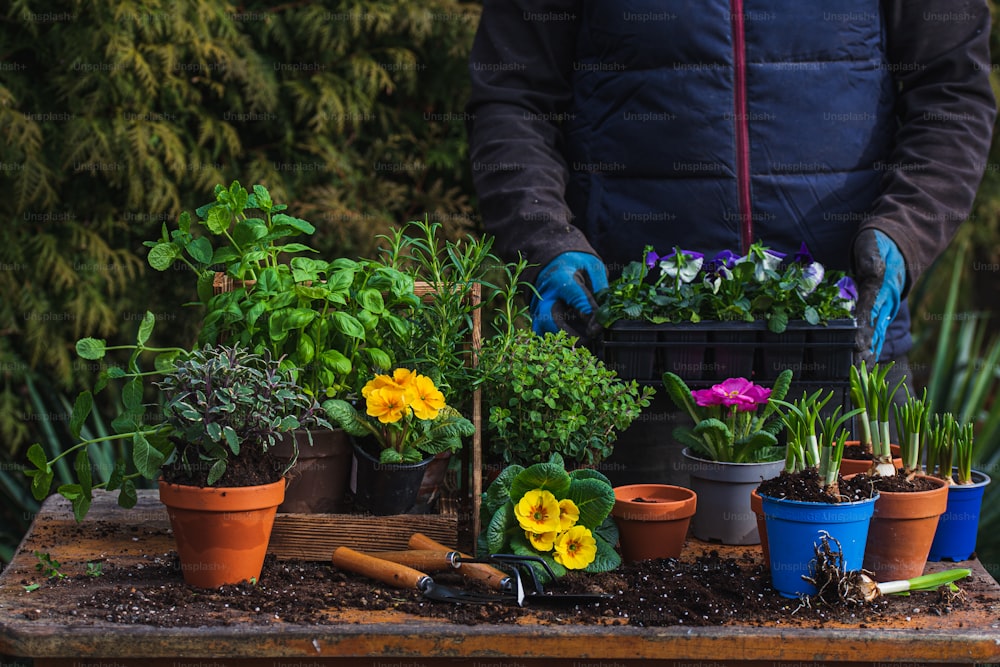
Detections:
[758, 491, 880, 509]
[681, 447, 785, 467]
[940, 468, 992, 488]
[612, 483, 697, 521]
[158, 477, 286, 511]
[352, 440, 434, 470]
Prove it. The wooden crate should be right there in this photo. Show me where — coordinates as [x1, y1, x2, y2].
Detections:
[266, 281, 482, 559]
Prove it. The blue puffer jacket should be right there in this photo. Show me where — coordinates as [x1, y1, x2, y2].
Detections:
[562, 0, 908, 355]
[468, 0, 997, 362]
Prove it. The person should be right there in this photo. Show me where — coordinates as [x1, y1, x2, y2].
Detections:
[466, 2, 996, 483]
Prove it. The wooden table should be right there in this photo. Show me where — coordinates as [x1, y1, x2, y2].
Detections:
[2, 491, 999, 667]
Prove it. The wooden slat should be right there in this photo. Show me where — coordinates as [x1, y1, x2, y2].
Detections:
[267, 512, 458, 560]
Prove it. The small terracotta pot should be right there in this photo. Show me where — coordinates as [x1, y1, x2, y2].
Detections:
[611, 484, 697, 562]
[861, 475, 949, 582]
[839, 442, 903, 476]
[159, 478, 285, 588]
[750, 487, 769, 565]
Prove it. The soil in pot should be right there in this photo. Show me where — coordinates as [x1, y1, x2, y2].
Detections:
[860, 471, 949, 581]
[839, 443, 903, 476]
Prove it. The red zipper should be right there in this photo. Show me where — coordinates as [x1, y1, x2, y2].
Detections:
[730, 0, 752, 253]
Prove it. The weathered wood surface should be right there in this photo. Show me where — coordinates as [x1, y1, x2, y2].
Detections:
[2, 490, 999, 666]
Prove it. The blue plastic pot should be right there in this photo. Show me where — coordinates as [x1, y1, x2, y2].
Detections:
[927, 469, 991, 562]
[761, 493, 878, 598]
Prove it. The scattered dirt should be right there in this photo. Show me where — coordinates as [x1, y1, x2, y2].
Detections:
[13, 548, 985, 629]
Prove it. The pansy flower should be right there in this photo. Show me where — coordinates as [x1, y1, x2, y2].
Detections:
[658, 248, 704, 284]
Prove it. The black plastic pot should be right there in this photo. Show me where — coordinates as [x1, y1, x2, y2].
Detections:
[351, 442, 433, 516]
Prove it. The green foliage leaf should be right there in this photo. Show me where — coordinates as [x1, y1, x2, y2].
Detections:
[136, 311, 155, 346]
[207, 460, 227, 486]
[26, 444, 54, 500]
[486, 502, 515, 554]
[330, 312, 365, 339]
[186, 236, 214, 265]
[76, 338, 107, 360]
[74, 449, 92, 502]
[132, 432, 165, 479]
[205, 205, 231, 235]
[147, 242, 180, 271]
[566, 477, 615, 529]
[69, 391, 93, 440]
[585, 534, 622, 573]
[510, 461, 571, 501]
[121, 377, 143, 411]
[117, 479, 138, 509]
[321, 400, 373, 438]
[365, 347, 391, 372]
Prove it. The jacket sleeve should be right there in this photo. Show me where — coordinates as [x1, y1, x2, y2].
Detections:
[864, 0, 996, 293]
[466, 0, 593, 282]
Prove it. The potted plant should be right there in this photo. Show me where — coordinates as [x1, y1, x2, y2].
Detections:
[144, 181, 421, 512]
[860, 388, 949, 581]
[759, 390, 873, 598]
[595, 241, 857, 386]
[662, 370, 791, 545]
[479, 454, 621, 578]
[25, 315, 328, 587]
[927, 413, 992, 562]
[374, 217, 531, 506]
[322, 368, 475, 515]
[842, 361, 905, 475]
[477, 329, 655, 471]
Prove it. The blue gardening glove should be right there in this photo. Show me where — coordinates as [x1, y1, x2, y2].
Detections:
[531, 251, 608, 342]
[853, 229, 905, 364]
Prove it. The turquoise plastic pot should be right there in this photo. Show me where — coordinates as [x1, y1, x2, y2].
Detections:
[927, 470, 991, 562]
[761, 493, 878, 598]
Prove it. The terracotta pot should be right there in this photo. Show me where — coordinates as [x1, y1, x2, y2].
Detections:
[862, 475, 949, 582]
[750, 487, 769, 565]
[611, 484, 697, 562]
[158, 478, 285, 588]
[839, 442, 903, 476]
[272, 428, 353, 513]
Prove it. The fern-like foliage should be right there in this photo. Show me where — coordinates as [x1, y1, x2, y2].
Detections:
[1, 0, 481, 463]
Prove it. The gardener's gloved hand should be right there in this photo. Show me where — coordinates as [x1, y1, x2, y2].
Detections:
[853, 229, 906, 365]
[531, 251, 608, 343]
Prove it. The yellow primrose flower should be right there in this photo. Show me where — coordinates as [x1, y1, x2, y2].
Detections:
[525, 530, 556, 551]
[365, 386, 407, 424]
[392, 367, 417, 388]
[514, 489, 561, 533]
[408, 373, 446, 421]
[558, 498, 580, 531]
[553, 525, 597, 570]
[362, 373, 401, 399]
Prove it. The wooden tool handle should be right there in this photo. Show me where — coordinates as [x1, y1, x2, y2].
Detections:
[367, 550, 457, 572]
[331, 546, 427, 591]
[408, 533, 510, 591]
